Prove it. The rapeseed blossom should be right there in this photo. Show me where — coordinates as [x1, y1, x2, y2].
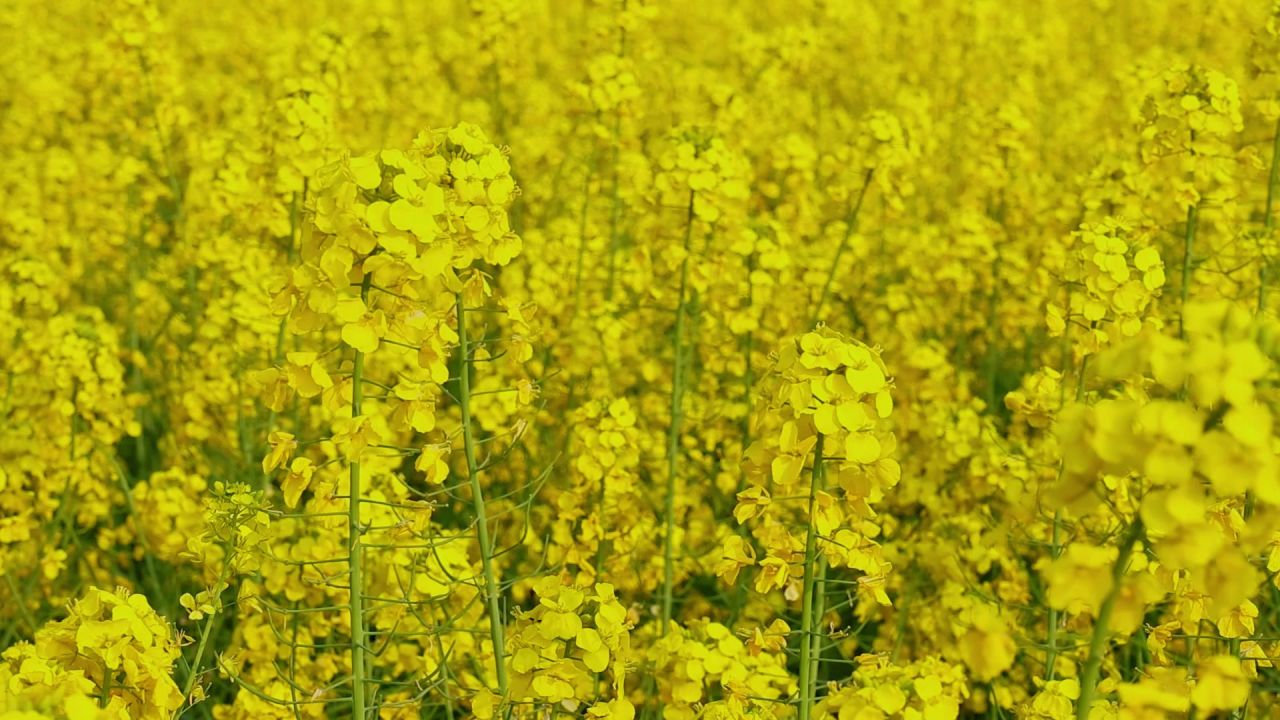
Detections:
[6, 1, 1280, 719]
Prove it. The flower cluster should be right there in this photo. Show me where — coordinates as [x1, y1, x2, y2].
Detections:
[1, 587, 182, 720]
[730, 328, 899, 604]
[490, 578, 632, 717]
[1047, 218, 1166, 357]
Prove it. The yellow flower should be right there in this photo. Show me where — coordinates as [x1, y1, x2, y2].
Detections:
[754, 556, 790, 594]
[280, 457, 315, 508]
[261, 431, 297, 473]
[1190, 656, 1249, 712]
[283, 351, 332, 398]
[332, 414, 382, 461]
[334, 297, 387, 354]
[414, 444, 450, 485]
[958, 605, 1016, 681]
[714, 535, 755, 585]
[733, 486, 771, 524]
[1044, 544, 1117, 615]
[1117, 667, 1191, 716]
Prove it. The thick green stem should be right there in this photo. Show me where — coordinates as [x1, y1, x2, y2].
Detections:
[1076, 520, 1144, 720]
[661, 191, 696, 631]
[808, 557, 828, 686]
[797, 434, 826, 720]
[348, 274, 372, 720]
[456, 292, 510, 704]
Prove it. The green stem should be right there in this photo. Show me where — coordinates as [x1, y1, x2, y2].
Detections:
[661, 191, 696, 631]
[813, 170, 873, 325]
[1046, 354, 1088, 680]
[176, 560, 231, 719]
[1179, 202, 1199, 340]
[593, 473, 610, 577]
[289, 602, 302, 720]
[456, 292, 510, 706]
[178, 613, 216, 711]
[808, 557, 828, 686]
[348, 274, 372, 720]
[1076, 519, 1144, 720]
[2, 572, 36, 635]
[105, 450, 167, 612]
[570, 155, 597, 324]
[101, 666, 112, 707]
[263, 190, 302, 450]
[432, 632, 456, 720]
[603, 9, 629, 303]
[797, 434, 826, 720]
[604, 114, 625, 303]
[1260, 116, 1280, 313]
[728, 260, 757, 625]
[1045, 512, 1063, 680]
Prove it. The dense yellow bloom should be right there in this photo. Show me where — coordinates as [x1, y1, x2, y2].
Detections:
[0, 588, 181, 720]
[8, 1, 1280, 718]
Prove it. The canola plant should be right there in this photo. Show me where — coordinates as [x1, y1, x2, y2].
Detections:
[3, 1, 1280, 719]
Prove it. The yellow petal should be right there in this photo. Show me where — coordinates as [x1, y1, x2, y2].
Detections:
[342, 323, 380, 354]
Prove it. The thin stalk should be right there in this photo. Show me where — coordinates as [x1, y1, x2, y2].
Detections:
[603, 6, 629, 302]
[1179, 202, 1199, 340]
[264, 188, 303, 455]
[1046, 354, 1089, 680]
[812, 170, 874, 325]
[797, 434, 827, 720]
[349, 273, 372, 720]
[1260, 116, 1280, 313]
[176, 560, 231, 719]
[728, 258, 757, 625]
[593, 473, 610, 577]
[432, 633, 456, 719]
[1076, 519, 1144, 720]
[2, 572, 36, 635]
[289, 602, 302, 720]
[105, 451, 166, 612]
[456, 292, 510, 705]
[660, 191, 696, 631]
[570, 156, 597, 323]
[58, 383, 100, 587]
[604, 113, 625, 303]
[1045, 512, 1063, 680]
[128, 242, 148, 475]
[808, 557, 828, 686]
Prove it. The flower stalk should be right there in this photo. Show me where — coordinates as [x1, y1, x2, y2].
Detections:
[661, 190, 696, 631]
[348, 273, 372, 720]
[797, 433, 826, 720]
[457, 291, 510, 707]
